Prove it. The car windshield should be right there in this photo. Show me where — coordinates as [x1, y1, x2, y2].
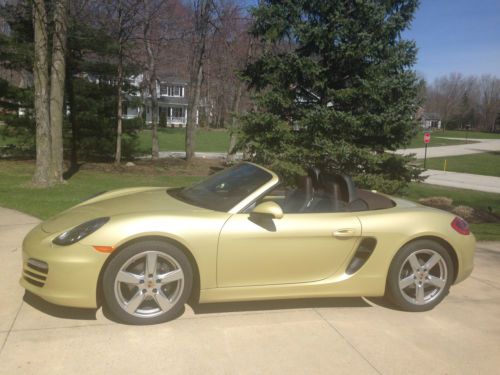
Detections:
[169, 163, 273, 211]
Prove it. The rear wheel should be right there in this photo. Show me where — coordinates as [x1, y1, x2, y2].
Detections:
[102, 240, 193, 325]
[386, 239, 454, 312]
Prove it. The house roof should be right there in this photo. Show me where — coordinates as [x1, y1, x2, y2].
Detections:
[159, 77, 189, 86]
[423, 112, 441, 120]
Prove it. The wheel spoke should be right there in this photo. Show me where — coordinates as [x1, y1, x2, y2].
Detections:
[154, 290, 173, 312]
[415, 284, 425, 304]
[408, 254, 421, 273]
[423, 253, 441, 271]
[126, 290, 145, 313]
[157, 269, 183, 285]
[116, 271, 143, 285]
[427, 275, 445, 289]
[145, 252, 158, 277]
[399, 275, 415, 289]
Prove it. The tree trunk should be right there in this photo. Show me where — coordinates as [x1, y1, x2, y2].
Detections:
[32, 0, 52, 187]
[186, 63, 203, 160]
[115, 2, 124, 164]
[227, 39, 253, 163]
[185, 0, 210, 161]
[143, 1, 159, 160]
[115, 60, 123, 164]
[226, 82, 242, 163]
[49, 0, 68, 182]
[67, 66, 78, 167]
[150, 79, 159, 160]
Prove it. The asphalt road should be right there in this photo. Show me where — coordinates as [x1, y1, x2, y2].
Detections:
[1, 207, 499, 375]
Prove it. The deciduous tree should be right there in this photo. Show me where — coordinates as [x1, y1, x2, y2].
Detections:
[32, 0, 68, 186]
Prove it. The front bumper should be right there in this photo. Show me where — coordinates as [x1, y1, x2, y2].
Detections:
[20, 224, 109, 308]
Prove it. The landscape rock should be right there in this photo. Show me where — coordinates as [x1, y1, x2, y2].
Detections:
[125, 162, 135, 167]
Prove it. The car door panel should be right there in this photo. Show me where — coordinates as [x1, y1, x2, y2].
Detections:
[217, 213, 361, 287]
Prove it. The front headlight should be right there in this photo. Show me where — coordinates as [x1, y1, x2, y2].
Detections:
[53, 217, 110, 246]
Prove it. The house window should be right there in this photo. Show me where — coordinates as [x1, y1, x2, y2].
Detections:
[165, 85, 183, 97]
[171, 107, 183, 118]
[160, 83, 185, 97]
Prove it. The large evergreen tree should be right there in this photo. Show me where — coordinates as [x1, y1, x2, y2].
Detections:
[240, 0, 422, 193]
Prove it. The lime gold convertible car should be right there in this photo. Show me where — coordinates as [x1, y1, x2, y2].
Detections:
[21, 162, 475, 324]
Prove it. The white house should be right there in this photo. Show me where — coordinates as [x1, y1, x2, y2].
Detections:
[124, 76, 192, 128]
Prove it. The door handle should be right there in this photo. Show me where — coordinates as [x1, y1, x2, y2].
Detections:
[333, 228, 357, 238]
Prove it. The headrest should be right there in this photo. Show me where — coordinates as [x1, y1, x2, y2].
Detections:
[295, 175, 313, 192]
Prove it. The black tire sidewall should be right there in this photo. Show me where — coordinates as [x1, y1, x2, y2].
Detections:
[386, 239, 454, 312]
[102, 240, 193, 325]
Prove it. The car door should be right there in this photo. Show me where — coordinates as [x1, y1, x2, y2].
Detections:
[217, 212, 362, 287]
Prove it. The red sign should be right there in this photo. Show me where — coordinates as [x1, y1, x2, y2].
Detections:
[424, 132, 431, 144]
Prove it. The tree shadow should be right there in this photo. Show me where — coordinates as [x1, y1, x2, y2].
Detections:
[23, 291, 98, 320]
[63, 162, 82, 180]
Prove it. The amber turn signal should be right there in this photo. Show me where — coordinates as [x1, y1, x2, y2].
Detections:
[93, 245, 115, 253]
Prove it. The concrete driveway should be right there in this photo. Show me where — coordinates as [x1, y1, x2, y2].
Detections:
[1, 207, 500, 375]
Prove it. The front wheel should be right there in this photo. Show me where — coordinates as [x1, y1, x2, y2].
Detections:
[386, 239, 454, 312]
[102, 240, 193, 325]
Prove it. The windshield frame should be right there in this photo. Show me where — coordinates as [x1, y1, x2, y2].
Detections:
[168, 162, 280, 214]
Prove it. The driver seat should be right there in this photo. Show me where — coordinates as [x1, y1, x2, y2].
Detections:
[318, 173, 358, 211]
[283, 176, 313, 213]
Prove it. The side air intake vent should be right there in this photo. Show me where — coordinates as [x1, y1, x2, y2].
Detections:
[346, 238, 377, 275]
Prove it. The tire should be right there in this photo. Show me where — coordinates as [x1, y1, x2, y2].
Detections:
[385, 239, 454, 312]
[102, 240, 193, 325]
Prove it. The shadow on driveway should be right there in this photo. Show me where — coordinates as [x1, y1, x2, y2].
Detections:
[23, 291, 98, 320]
[188, 297, 372, 315]
[23, 290, 388, 323]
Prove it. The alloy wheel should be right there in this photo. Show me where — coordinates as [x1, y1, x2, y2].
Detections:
[113, 250, 184, 318]
[398, 249, 448, 305]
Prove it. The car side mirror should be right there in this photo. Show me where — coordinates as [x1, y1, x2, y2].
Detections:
[251, 201, 284, 219]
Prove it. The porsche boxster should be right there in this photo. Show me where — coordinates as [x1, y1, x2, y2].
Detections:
[21, 162, 475, 324]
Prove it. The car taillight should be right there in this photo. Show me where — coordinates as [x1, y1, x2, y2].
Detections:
[451, 216, 470, 235]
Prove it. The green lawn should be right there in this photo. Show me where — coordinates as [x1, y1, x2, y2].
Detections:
[402, 183, 500, 241]
[424, 129, 500, 139]
[0, 161, 202, 219]
[407, 132, 473, 149]
[138, 128, 229, 153]
[0, 133, 21, 146]
[406, 129, 500, 149]
[422, 152, 500, 177]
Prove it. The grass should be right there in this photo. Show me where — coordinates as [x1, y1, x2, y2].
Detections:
[423, 152, 500, 177]
[407, 133, 469, 149]
[138, 128, 229, 153]
[402, 183, 500, 241]
[0, 161, 203, 220]
[0, 133, 21, 147]
[1, 127, 230, 153]
[431, 130, 500, 139]
[406, 129, 500, 149]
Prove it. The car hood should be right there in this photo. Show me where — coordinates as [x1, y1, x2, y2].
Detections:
[41, 187, 204, 234]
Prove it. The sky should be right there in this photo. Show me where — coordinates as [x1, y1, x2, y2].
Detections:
[402, 0, 500, 82]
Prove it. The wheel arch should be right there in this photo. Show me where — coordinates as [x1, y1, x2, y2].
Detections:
[399, 235, 459, 283]
[96, 235, 201, 307]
